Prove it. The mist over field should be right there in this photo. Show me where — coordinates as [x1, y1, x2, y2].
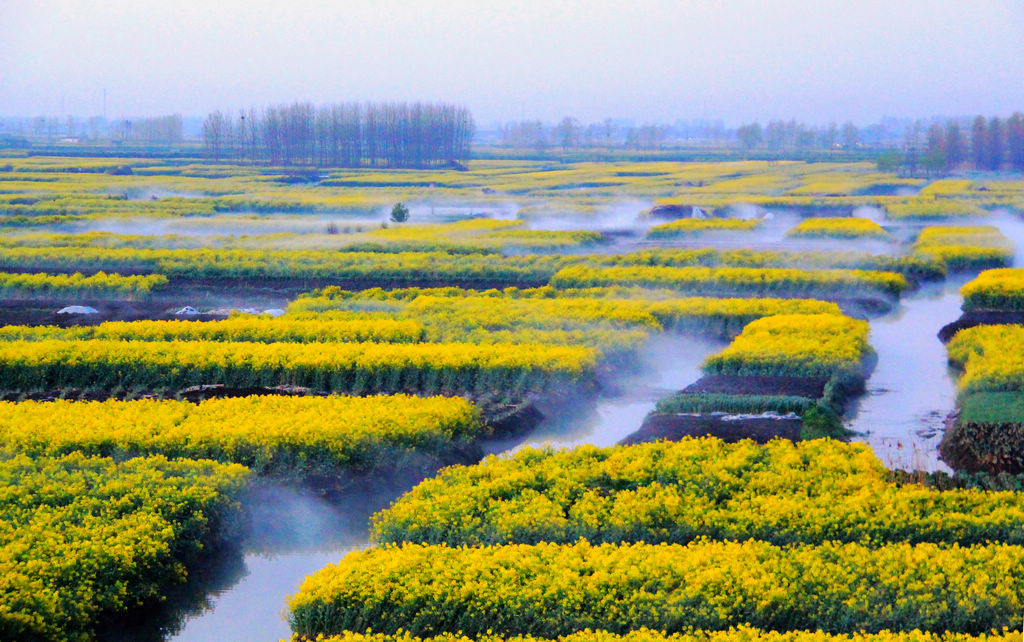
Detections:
[3, 3, 1024, 642]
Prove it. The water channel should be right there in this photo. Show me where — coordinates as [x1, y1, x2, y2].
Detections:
[145, 214, 1024, 640]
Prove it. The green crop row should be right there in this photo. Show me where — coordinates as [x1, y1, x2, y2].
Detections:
[0, 247, 571, 284]
[590, 248, 946, 281]
[653, 392, 816, 415]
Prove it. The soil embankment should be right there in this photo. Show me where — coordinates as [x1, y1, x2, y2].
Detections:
[620, 412, 801, 445]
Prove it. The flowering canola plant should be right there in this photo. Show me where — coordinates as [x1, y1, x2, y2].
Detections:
[959, 268, 1024, 311]
[550, 266, 907, 298]
[786, 217, 887, 239]
[947, 324, 1024, 394]
[0, 395, 484, 475]
[288, 539, 1024, 637]
[286, 628, 1020, 642]
[0, 451, 248, 640]
[371, 438, 1024, 547]
[647, 218, 761, 238]
[0, 270, 168, 298]
[702, 314, 870, 378]
[0, 339, 597, 395]
[0, 317, 425, 344]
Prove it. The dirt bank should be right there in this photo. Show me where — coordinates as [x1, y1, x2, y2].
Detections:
[620, 411, 801, 445]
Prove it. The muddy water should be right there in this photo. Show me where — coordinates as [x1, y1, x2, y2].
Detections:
[157, 334, 718, 641]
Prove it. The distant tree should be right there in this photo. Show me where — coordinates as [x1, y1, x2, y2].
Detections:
[201, 111, 231, 161]
[922, 123, 946, 174]
[840, 122, 859, 149]
[390, 202, 410, 223]
[926, 123, 945, 156]
[876, 150, 902, 172]
[985, 116, 1005, 170]
[901, 122, 922, 176]
[971, 115, 987, 169]
[820, 121, 838, 150]
[737, 122, 762, 150]
[556, 117, 580, 152]
[795, 125, 816, 149]
[203, 101, 473, 168]
[87, 116, 104, 140]
[602, 118, 615, 147]
[944, 121, 966, 170]
[1007, 112, 1024, 171]
[764, 120, 786, 150]
[630, 124, 669, 150]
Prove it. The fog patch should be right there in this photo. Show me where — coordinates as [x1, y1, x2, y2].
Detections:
[986, 209, 1024, 268]
[520, 199, 653, 233]
[497, 334, 725, 452]
[853, 205, 887, 223]
[723, 202, 769, 220]
[239, 483, 375, 555]
[396, 202, 520, 223]
[845, 280, 963, 473]
[120, 188, 205, 201]
[64, 214, 385, 238]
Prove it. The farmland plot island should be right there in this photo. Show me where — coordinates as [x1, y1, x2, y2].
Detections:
[3, 99, 1024, 642]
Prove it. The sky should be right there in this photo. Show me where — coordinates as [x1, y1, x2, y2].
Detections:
[1, 0, 1022, 127]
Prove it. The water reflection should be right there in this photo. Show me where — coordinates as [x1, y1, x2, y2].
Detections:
[162, 481, 415, 642]
[845, 280, 969, 472]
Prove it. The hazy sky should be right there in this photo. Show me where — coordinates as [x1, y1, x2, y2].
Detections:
[2, 0, 1022, 126]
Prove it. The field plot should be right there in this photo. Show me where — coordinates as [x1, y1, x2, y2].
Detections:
[291, 538, 1024, 636]
[371, 438, 1024, 547]
[0, 156, 1022, 641]
[911, 226, 1014, 271]
[0, 395, 485, 475]
[285, 632, 1019, 642]
[0, 452, 249, 640]
[786, 217, 888, 239]
[647, 218, 761, 238]
[550, 265, 908, 299]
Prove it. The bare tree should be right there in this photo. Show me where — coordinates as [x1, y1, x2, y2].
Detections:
[201, 111, 231, 161]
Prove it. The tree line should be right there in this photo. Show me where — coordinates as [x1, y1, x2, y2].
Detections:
[736, 120, 862, 151]
[109, 115, 184, 143]
[201, 102, 474, 168]
[500, 118, 675, 152]
[875, 114, 1024, 175]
